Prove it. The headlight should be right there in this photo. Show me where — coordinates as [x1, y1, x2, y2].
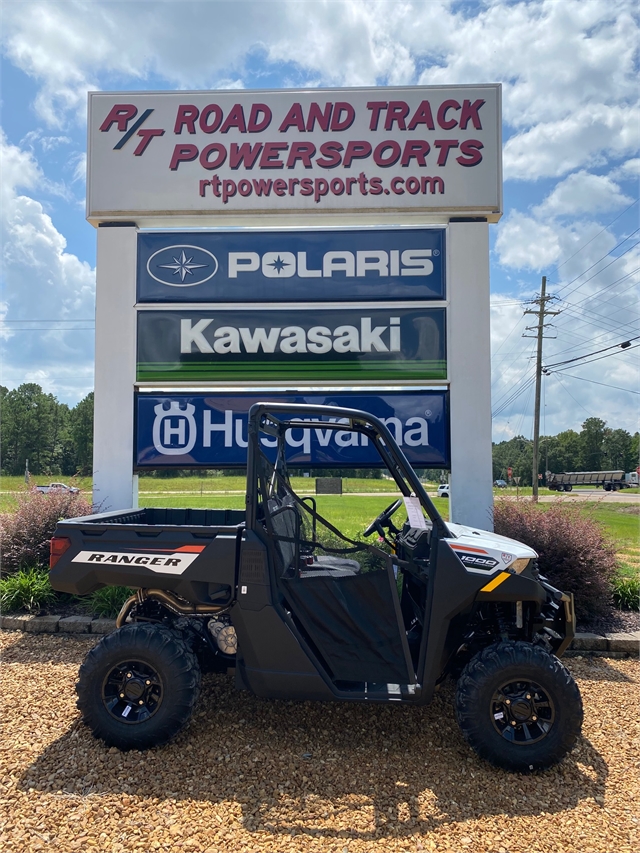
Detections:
[510, 558, 530, 574]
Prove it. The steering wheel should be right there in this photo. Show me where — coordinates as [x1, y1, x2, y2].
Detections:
[363, 499, 403, 538]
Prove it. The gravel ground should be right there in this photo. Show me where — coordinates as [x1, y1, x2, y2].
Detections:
[0, 632, 638, 853]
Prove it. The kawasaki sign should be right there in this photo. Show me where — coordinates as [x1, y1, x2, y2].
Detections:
[135, 391, 449, 468]
[137, 227, 444, 303]
[137, 307, 446, 382]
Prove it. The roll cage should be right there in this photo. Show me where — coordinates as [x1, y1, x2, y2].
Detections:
[245, 402, 450, 540]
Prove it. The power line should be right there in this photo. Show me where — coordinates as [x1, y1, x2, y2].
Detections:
[551, 227, 639, 294]
[547, 198, 639, 281]
[515, 375, 536, 438]
[554, 303, 640, 338]
[567, 266, 640, 310]
[491, 339, 537, 399]
[557, 238, 639, 301]
[492, 373, 536, 418]
[557, 344, 639, 370]
[552, 371, 640, 395]
[491, 311, 531, 361]
[544, 337, 640, 370]
[552, 373, 596, 419]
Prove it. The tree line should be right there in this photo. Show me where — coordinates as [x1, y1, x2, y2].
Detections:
[493, 418, 639, 487]
[1, 385, 637, 486]
[1, 384, 93, 477]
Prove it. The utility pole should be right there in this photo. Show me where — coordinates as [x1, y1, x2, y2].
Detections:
[524, 276, 560, 502]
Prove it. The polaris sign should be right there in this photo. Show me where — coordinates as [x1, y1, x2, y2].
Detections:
[137, 228, 445, 303]
[135, 391, 449, 468]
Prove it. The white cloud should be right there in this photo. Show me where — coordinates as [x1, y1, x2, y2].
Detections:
[495, 212, 562, 271]
[70, 151, 86, 184]
[610, 157, 640, 179]
[21, 130, 72, 151]
[3, 1, 637, 178]
[534, 171, 633, 218]
[0, 132, 95, 403]
[503, 104, 639, 180]
[1, 0, 638, 424]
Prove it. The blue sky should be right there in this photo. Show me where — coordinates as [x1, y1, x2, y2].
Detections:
[1, 0, 638, 440]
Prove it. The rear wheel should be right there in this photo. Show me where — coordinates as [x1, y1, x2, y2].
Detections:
[564, 484, 573, 492]
[455, 641, 583, 771]
[76, 623, 201, 750]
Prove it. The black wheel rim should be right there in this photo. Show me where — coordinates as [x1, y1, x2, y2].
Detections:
[102, 659, 163, 724]
[491, 678, 555, 745]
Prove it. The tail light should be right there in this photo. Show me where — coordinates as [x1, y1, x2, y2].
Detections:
[50, 536, 71, 568]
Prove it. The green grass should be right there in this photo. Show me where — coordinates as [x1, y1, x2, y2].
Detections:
[140, 491, 639, 551]
[0, 476, 92, 512]
[142, 492, 452, 539]
[576, 504, 639, 547]
[135, 476, 412, 495]
[0, 475, 93, 492]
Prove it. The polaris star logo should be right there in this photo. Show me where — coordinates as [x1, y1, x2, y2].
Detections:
[147, 245, 218, 287]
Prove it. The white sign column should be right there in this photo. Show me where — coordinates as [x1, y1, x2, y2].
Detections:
[448, 221, 494, 530]
[93, 225, 138, 510]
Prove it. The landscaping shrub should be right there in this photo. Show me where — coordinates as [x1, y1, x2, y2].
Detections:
[611, 574, 640, 611]
[0, 488, 93, 573]
[87, 586, 133, 618]
[0, 567, 55, 612]
[493, 500, 617, 622]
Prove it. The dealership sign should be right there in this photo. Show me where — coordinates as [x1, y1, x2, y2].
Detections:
[88, 85, 501, 219]
[135, 391, 449, 468]
[137, 227, 445, 302]
[137, 307, 446, 382]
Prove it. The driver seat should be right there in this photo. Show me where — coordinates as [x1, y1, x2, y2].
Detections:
[268, 496, 361, 578]
[300, 555, 361, 577]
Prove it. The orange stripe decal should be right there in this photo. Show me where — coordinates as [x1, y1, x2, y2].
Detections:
[450, 544, 488, 554]
[175, 545, 206, 553]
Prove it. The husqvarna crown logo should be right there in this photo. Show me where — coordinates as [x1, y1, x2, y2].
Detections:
[152, 402, 197, 454]
[147, 245, 218, 287]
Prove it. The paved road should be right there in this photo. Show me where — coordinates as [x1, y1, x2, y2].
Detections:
[532, 490, 640, 503]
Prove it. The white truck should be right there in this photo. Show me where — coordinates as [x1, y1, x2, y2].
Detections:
[34, 482, 80, 495]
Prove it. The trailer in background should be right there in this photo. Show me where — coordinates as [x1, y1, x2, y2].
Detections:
[546, 470, 636, 492]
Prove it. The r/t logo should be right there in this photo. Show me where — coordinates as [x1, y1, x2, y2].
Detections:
[152, 402, 197, 456]
[99, 104, 165, 155]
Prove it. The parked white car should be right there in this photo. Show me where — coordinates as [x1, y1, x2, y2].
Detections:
[35, 482, 80, 495]
[437, 484, 450, 498]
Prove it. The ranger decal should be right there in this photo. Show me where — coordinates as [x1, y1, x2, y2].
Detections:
[71, 546, 204, 574]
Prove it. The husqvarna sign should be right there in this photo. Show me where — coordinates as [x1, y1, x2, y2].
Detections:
[137, 228, 445, 302]
[87, 85, 501, 221]
[136, 391, 449, 468]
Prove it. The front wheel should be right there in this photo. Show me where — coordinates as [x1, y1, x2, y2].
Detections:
[76, 623, 201, 750]
[455, 641, 583, 771]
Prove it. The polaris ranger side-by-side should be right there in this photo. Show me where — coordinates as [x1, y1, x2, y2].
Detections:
[49, 403, 582, 771]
